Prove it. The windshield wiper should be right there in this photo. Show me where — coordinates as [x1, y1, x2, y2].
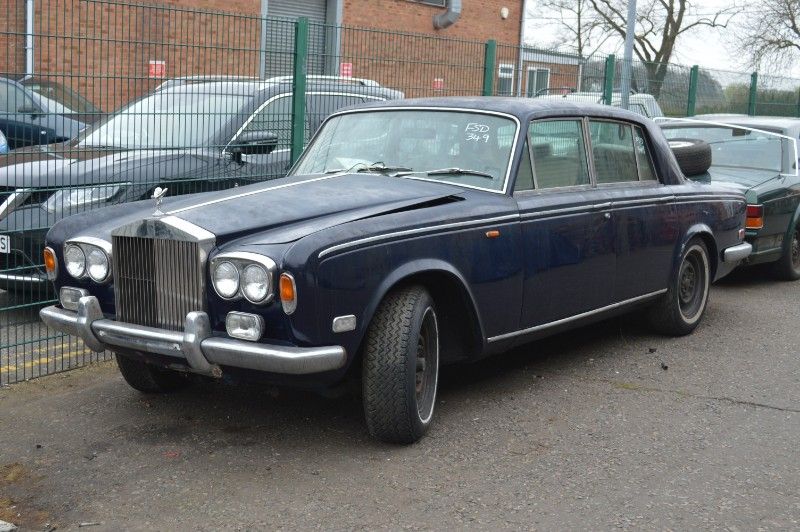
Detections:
[356, 162, 413, 174]
[420, 167, 495, 179]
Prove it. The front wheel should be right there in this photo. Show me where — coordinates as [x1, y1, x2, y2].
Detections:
[115, 353, 190, 393]
[362, 286, 440, 444]
[647, 239, 711, 336]
[771, 224, 800, 281]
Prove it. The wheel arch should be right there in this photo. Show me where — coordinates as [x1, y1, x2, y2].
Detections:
[361, 259, 486, 364]
[681, 224, 718, 280]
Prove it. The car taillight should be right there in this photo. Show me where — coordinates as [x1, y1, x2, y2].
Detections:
[746, 204, 763, 230]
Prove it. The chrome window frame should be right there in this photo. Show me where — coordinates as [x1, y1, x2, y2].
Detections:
[516, 116, 594, 194]
[586, 117, 643, 185]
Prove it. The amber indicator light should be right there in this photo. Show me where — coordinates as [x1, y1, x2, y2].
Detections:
[43, 247, 57, 274]
[485, 230, 501, 239]
[279, 273, 295, 302]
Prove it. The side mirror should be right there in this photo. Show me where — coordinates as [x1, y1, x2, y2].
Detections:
[229, 131, 279, 162]
[17, 106, 43, 118]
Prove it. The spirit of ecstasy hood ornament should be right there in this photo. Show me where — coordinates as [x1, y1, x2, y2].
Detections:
[151, 186, 168, 216]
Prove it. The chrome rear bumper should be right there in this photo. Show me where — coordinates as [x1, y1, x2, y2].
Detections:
[722, 242, 753, 263]
[40, 296, 347, 376]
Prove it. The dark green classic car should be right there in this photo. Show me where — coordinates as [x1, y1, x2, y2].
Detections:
[661, 116, 800, 280]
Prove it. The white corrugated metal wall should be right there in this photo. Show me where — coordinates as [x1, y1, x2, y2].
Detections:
[263, 0, 329, 77]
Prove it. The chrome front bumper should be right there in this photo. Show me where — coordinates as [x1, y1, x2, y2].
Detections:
[722, 242, 753, 263]
[39, 296, 347, 376]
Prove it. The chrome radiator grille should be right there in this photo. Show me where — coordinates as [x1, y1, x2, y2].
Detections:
[113, 235, 205, 331]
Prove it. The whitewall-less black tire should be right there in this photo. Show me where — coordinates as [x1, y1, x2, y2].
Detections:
[647, 239, 710, 336]
[362, 285, 440, 444]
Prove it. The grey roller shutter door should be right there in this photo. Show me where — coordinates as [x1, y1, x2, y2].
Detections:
[263, 0, 328, 78]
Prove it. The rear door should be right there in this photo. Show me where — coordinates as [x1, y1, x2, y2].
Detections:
[589, 119, 677, 301]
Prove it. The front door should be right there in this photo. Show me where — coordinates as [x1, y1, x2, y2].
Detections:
[514, 118, 616, 329]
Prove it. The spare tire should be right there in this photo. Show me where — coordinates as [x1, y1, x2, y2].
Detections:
[668, 138, 712, 176]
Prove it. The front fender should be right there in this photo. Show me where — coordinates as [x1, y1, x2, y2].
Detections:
[314, 253, 487, 370]
[362, 258, 486, 344]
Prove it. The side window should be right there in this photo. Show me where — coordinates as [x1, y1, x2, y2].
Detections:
[0, 82, 30, 113]
[634, 126, 657, 181]
[514, 140, 534, 192]
[589, 120, 638, 183]
[241, 95, 294, 150]
[528, 119, 590, 189]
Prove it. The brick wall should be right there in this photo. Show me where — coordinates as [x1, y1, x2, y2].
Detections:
[6, 0, 579, 112]
[339, 0, 524, 97]
[343, 0, 522, 44]
[1, 0, 26, 78]
[24, 0, 266, 111]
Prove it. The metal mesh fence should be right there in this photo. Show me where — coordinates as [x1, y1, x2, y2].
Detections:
[3, 0, 800, 384]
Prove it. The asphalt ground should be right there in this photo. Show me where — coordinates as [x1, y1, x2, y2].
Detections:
[1, 266, 799, 530]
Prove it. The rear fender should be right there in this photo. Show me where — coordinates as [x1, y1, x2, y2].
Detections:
[677, 223, 717, 280]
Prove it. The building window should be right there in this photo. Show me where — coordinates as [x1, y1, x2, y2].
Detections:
[526, 67, 550, 97]
[498, 64, 515, 96]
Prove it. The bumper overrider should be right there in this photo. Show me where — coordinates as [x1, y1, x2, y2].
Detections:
[39, 295, 347, 376]
[722, 242, 752, 262]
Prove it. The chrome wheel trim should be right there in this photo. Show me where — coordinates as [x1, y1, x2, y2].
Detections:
[678, 244, 709, 324]
[415, 306, 439, 425]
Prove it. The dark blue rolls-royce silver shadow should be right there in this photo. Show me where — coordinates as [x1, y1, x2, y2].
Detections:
[40, 97, 751, 443]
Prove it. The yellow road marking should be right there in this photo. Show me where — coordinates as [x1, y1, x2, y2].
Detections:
[0, 350, 92, 374]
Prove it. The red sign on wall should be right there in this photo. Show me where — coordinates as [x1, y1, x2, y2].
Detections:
[432, 77, 444, 90]
[148, 60, 166, 79]
[340, 62, 353, 78]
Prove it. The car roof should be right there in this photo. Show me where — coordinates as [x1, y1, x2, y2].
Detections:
[339, 96, 649, 123]
[693, 114, 800, 130]
[153, 80, 402, 102]
[668, 114, 800, 137]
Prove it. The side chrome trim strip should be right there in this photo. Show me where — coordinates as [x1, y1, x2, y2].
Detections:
[487, 289, 668, 343]
[318, 214, 519, 259]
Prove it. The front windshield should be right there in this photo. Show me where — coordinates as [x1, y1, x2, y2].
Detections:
[662, 124, 788, 173]
[23, 80, 100, 114]
[291, 110, 517, 192]
[79, 92, 251, 149]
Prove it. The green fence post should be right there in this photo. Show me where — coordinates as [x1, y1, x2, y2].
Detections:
[482, 40, 496, 96]
[603, 54, 615, 105]
[290, 17, 309, 165]
[748, 71, 758, 116]
[687, 65, 699, 117]
[795, 88, 800, 118]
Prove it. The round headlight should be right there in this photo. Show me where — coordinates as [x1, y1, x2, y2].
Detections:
[213, 261, 239, 299]
[64, 244, 86, 279]
[241, 264, 271, 303]
[86, 247, 110, 282]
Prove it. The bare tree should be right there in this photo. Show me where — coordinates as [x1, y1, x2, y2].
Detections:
[587, 0, 740, 96]
[532, 0, 604, 58]
[737, 0, 800, 72]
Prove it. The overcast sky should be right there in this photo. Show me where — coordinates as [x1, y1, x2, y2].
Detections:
[523, 0, 799, 77]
